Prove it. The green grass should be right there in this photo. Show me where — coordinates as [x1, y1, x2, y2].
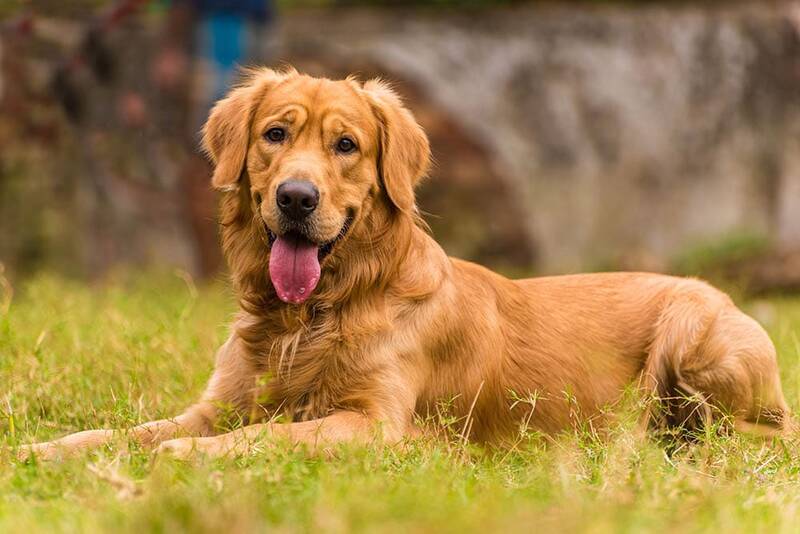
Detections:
[2, 271, 800, 533]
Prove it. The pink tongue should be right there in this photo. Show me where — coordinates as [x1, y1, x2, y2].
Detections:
[268, 234, 321, 304]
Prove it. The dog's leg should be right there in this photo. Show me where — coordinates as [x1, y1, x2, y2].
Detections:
[17, 407, 214, 461]
[156, 411, 405, 460]
[18, 335, 260, 461]
[639, 284, 791, 439]
[700, 309, 793, 438]
[637, 288, 718, 435]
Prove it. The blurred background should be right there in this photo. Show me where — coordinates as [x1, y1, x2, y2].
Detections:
[1, 0, 799, 294]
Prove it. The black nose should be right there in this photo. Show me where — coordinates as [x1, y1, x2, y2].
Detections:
[276, 180, 319, 221]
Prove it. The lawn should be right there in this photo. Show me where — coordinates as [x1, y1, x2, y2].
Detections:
[2, 271, 800, 533]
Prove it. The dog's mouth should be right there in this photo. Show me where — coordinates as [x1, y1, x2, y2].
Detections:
[265, 215, 353, 305]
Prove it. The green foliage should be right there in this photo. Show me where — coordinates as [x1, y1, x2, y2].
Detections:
[0, 1, 109, 18]
[2, 272, 800, 532]
[671, 231, 770, 279]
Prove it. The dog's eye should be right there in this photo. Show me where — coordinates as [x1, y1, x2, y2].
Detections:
[335, 137, 357, 154]
[264, 127, 286, 143]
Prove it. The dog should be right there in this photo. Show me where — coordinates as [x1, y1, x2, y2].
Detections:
[21, 67, 791, 461]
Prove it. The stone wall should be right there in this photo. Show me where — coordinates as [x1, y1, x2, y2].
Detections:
[3, 3, 799, 279]
[277, 3, 800, 273]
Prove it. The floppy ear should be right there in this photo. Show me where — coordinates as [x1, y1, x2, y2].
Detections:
[201, 67, 289, 191]
[362, 79, 431, 213]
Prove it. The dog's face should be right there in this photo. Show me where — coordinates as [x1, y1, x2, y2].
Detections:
[251, 76, 379, 253]
[202, 68, 430, 304]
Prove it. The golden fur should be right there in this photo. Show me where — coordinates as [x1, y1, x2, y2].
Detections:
[22, 68, 791, 460]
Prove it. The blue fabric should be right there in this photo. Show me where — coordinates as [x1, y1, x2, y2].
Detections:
[207, 13, 245, 72]
[200, 13, 245, 100]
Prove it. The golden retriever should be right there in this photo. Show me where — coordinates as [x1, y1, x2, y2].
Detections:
[21, 67, 791, 461]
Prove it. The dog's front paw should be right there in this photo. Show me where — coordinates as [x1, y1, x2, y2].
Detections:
[16, 442, 59, 462]
[156, 436, 241, 460]
[156, 437, 204, 460]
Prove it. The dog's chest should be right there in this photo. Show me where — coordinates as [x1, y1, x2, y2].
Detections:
[261, 333, 366, 422]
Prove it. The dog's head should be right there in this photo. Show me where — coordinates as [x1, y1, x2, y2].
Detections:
[202, 67, 430, 304]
